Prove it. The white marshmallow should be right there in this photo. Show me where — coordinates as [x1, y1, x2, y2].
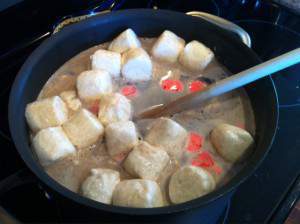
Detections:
[81, 168, 120, 204]
[112, 179, 163, 208]
[169, 166, 216, 204]
[91, 49, 121, 78]
[108, 28, 141, 53]
[76, 70, 112, 101]
[98, 93, 132, 126]
[105, 121, 138, 158]
[59, 90, 82, 111]
[33, 127, 75, 166]
[151, 30, 185, 63]
[210, 124, 254, 162]
[25, 96, 68, 132]
[63, 109, 104, 148]
[179, 40, 214, 71]
[121, 48, 152, 82]
[145, 118, 188, 159]
[124, 141, 169, 180]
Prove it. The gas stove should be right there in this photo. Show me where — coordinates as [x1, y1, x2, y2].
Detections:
[0, 0, 299, 223]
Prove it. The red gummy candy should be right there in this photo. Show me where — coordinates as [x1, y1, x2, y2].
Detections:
[161, 79, 184, 93]
[236, 123, 245, 129]
[113, 152, 127, 162]
[192, 151, 214, 168]
[212, 164, 223, 175]
[121, 85, 138, 97]
[89, 101, 99, 115]
[186, 132, 204, 152]
[189, 80, 207, 92]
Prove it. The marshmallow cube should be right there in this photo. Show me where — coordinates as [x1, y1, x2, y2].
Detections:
[60, 90, 82, 111]
[33, 127, 75, 166]
[25, 96, 68, 132]
[210, 123, 254, 163]
[98, 93, 132, 126]
[91, 49, 121, 78]
[76, 70, 112, 101]
[112, 179, 163, 208]
[179, 40, 214, 71]
[63, 109, 104, 148]
[145, 118, 188, 159]
[151, 30, 185, 63]
[169, 166, 216, 204]
[108, 28, 141, 53]
[81, 168, 120, 204]
[124, 141, 169, 180]
[121, 48, 152, 82]
[105, 121, 139, 158]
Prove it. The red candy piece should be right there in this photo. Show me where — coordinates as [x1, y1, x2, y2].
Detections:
[189, 80, 207, 92]
[121, 85, 138, 97]
[89, 101, 99, 115]
[161, 79, 184, 93]
[236, 123, 245, 129]
[186, 132, 204, 152]
[212, 164, 223, 175]
[192, 151, 214, 168]
[113, 152, 128, 162]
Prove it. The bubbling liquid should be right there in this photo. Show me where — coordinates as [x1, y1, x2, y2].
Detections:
[38, 38, 255, 205]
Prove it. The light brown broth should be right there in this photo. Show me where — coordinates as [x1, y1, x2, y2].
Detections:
[38, 38, 255, 206]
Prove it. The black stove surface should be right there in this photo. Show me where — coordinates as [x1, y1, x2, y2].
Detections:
[0, 0, 300, 223]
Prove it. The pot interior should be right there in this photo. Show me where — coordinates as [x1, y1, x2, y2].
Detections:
[9, 9, 278, 215]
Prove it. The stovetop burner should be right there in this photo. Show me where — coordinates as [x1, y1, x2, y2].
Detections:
[236, 20, 300, 107]
[0, 0, 299, 223]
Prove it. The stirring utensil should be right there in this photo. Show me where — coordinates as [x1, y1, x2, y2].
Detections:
[135, 48, 300, 120]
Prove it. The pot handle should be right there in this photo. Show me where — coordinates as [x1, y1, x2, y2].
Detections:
[186, 11, 252, 48]
[52, 10, 110, 34]
[0, 169, 36, 197]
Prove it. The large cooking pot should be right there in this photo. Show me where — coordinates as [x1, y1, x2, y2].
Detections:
[8, 9, 278, 220]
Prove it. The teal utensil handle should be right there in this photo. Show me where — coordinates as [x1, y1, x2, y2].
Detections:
[137, 48, 300, 119]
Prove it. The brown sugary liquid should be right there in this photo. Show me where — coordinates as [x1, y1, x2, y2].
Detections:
[38, 38, 255, 206]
